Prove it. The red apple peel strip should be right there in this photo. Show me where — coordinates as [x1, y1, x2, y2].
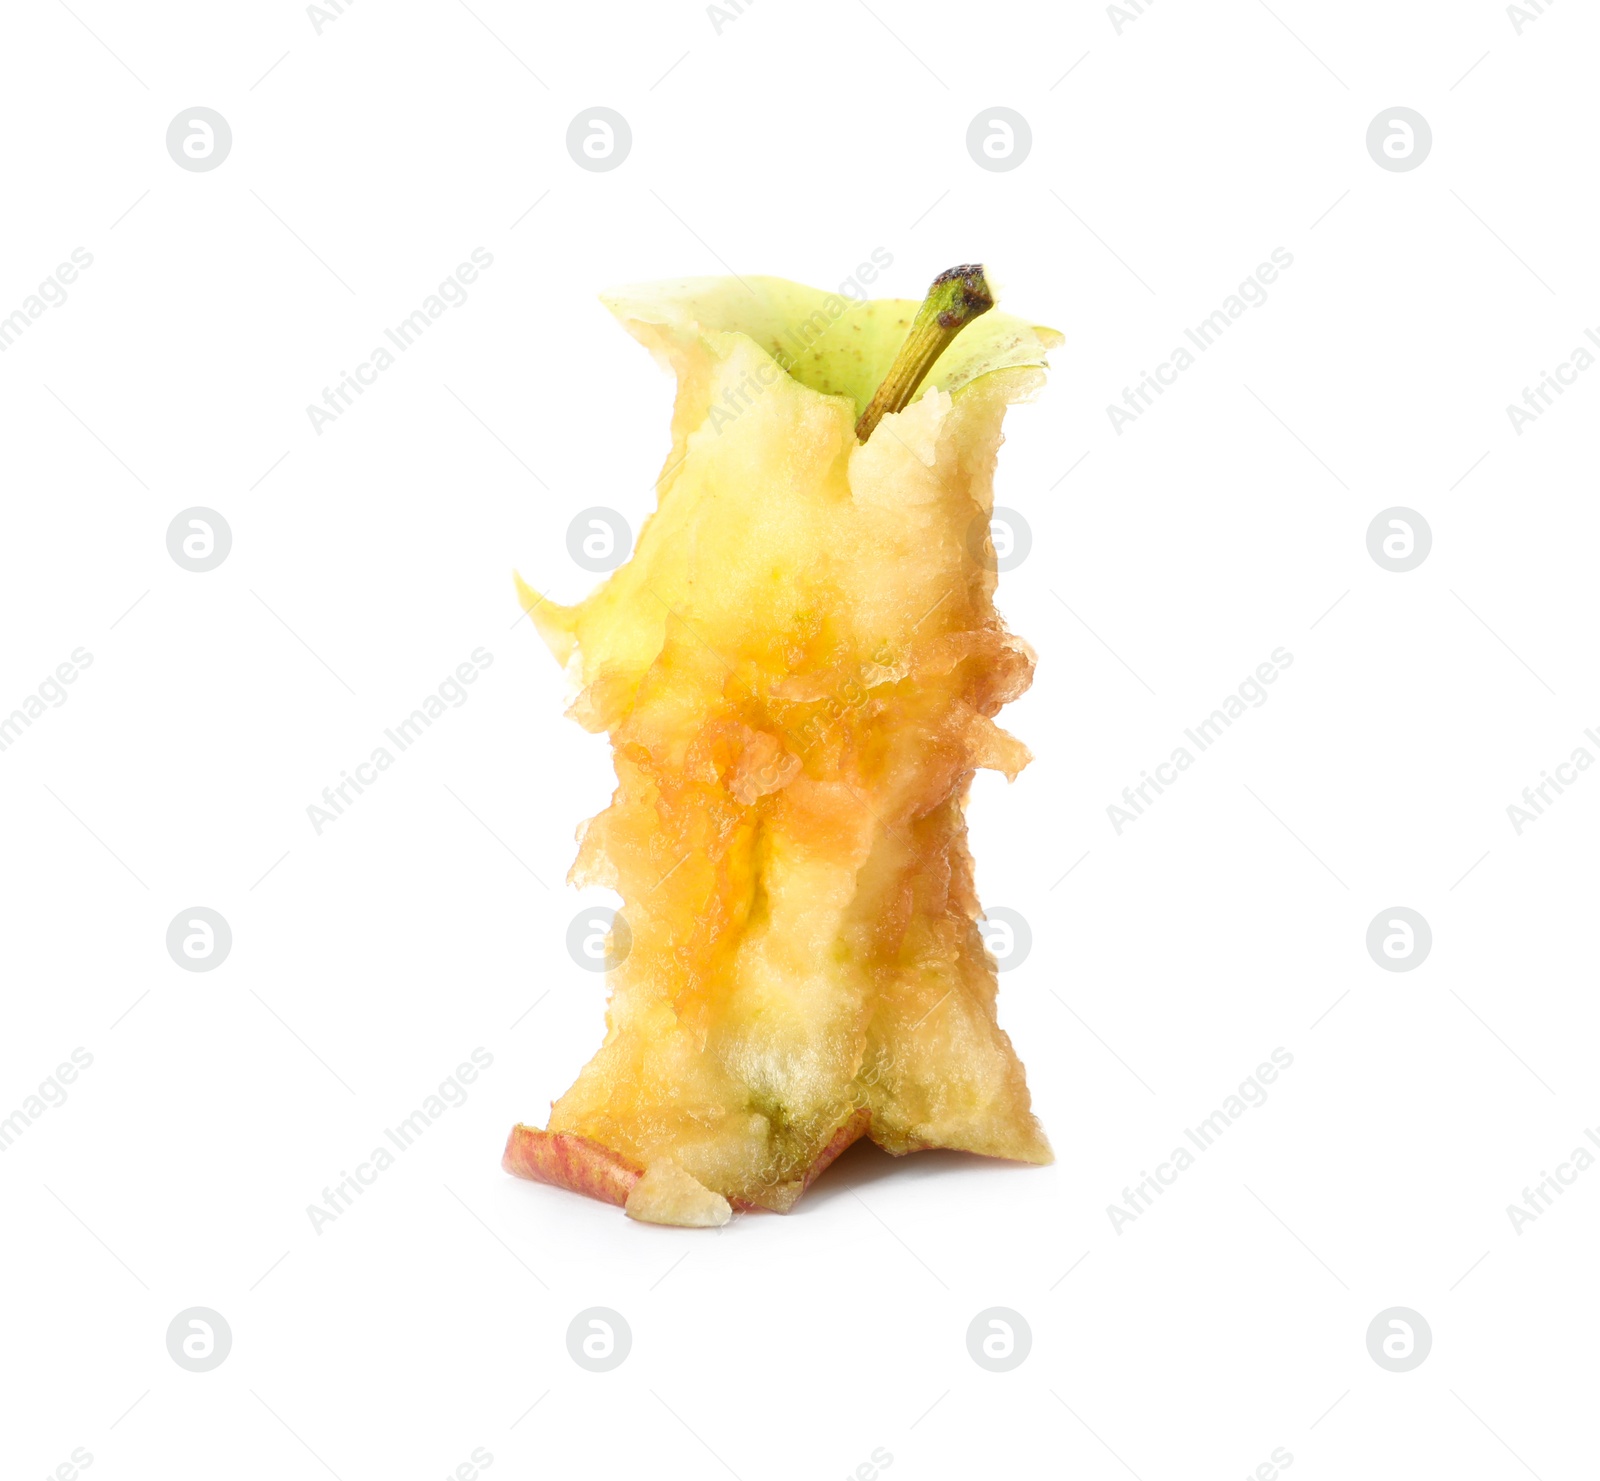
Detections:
[502, 1125, 643, 1207]
[503, 1113, 873, 1215]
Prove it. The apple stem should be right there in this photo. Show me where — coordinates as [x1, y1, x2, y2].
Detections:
[854, 264, 994, 442]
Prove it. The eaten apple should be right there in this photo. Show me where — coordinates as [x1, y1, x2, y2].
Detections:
[505, 265, 1058, 1225]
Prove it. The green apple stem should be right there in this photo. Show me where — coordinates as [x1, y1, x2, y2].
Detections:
[854, 264, 994, 442]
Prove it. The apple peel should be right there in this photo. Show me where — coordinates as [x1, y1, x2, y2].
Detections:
[502, 1126, 643, 1208]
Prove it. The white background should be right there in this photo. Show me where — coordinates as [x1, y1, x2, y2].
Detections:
[2, 1, 1597, 1477]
